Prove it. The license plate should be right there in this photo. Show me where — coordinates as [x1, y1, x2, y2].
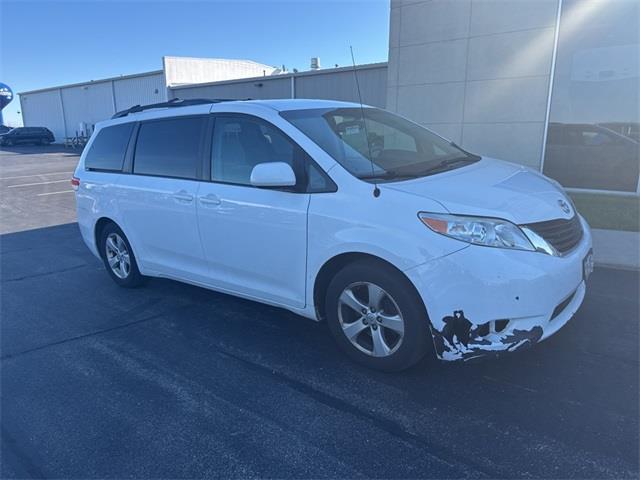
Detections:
[583, 249, 594, 281]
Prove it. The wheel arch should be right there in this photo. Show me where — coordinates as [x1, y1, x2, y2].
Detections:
[93, 217, 141, 265]
[312, 252, 429, 323]
[94, 217, 118, 257]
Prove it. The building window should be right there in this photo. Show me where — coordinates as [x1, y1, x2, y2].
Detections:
[543, 0, 639, 193]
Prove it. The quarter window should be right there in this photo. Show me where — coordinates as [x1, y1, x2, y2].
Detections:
[85, 123, 134, 172]
[134, 117, 206, 179]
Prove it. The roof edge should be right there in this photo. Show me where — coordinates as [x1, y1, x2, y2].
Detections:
[169, 61, 388, 91]
[18, 70, 164, 96]
[162, 55, 275, 69]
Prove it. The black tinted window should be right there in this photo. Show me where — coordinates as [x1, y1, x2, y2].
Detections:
[85, 123, 134, 171]
[134, 117, 205, 179]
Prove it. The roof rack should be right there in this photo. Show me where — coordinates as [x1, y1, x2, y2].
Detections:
[111, 98, 238, 119]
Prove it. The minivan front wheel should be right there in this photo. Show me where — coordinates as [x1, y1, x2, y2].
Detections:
[325, 260, 432, 371]
[99, 223, 144, 287]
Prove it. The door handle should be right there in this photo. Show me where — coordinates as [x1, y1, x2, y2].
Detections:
[172, 190, 194, 203]
[199, 194, 221, 206]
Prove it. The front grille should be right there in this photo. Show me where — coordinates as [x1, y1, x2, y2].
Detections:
[524, 215, 583, 255]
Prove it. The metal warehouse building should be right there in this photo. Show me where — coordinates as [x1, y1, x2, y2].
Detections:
[19, 56, 282, 141]
[169, 62, 387, 108]
[20, 57, 387, 144]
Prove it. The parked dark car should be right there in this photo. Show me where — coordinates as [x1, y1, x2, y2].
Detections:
[0, 125, 11, 134]
[0, 127, 55, 146]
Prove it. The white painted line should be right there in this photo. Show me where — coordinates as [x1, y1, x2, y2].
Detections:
[36, 190, 74, 196]
[8, 179, 70, 188]
[0, 171, 73, 180]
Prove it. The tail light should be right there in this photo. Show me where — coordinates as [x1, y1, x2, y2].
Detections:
[71, 176, 80, 191]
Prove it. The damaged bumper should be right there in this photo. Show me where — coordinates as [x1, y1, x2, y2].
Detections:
[405, 216, 593, 361]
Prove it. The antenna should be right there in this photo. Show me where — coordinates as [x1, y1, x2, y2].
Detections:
[350, 46, 380, 198]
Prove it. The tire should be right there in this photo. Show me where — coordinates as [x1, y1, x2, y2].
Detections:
[99, 222, 145, 288]
[325, 259, 433, 372]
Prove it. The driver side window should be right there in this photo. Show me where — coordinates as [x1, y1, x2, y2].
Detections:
[211, 115, 336, 193]
[212, 116, 295, 186]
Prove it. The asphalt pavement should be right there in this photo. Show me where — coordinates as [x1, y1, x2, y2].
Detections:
[1, 146, 638, 479]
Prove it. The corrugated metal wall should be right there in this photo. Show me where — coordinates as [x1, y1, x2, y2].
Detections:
[172, 76, 292, 101]
[163, 57, 278, 86]
[60, 82, 114, 136]
[19, 90, 66, 141]
[20, 72, 166, 140]
[171, 63, 388, 108]
[21, 64, 387, 141]
[113, 73, 166, 111]
[296, 66, 387, 107]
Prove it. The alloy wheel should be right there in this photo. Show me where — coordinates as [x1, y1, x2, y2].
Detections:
[105, 233, 131, 279]
[337, 282, 405, 357]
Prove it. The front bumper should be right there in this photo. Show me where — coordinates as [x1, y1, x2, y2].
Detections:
[405, 216, 593, 361]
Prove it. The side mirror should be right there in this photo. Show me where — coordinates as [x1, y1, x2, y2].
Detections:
[250, 162, 296, 188]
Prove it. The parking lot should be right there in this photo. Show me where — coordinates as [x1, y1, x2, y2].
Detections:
[0, 145, 79, 234]
[1, 146, 638, 478]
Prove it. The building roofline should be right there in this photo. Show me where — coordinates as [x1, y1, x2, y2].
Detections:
[162, 55, 274, 68]
[19, 60, 388, 96]
[18, 70, 164, 96]
[168, 61, 388, 91]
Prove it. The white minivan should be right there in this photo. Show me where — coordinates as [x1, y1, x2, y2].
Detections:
[73, 98, 593, 371]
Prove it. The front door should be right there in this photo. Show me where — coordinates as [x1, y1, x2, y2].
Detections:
[197, 115, 310, 308]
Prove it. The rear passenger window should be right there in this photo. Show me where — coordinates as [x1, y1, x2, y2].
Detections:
[134, 117, 206, 179]
[85, 123, 134, 171]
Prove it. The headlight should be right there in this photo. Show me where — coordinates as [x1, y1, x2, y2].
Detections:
[418, 212, 535, 251]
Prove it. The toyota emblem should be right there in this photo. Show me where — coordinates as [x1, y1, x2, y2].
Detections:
[558, 199, 571, 215]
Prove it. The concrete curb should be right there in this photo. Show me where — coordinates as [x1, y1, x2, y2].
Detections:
[592, 228, 640, 270]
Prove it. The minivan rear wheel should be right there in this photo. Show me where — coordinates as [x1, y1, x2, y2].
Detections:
[99, 223, 145, 288]
[325, 260, 432, 371]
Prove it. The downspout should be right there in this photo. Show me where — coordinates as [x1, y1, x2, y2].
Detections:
[58, 89, 68, 139]
[539, 0, 563, 174]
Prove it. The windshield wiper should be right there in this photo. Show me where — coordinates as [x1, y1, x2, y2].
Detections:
[421, 156, 479, 175]
[358, 170, 418, 181]
[359, 154, 480, 181]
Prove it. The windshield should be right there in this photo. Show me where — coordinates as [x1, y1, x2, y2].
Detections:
[281, 107, 479, 182]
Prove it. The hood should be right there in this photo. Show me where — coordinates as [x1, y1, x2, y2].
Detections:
[382, 157, 575, 225]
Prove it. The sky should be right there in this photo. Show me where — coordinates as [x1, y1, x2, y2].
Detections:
[0, 0, 390, 126]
